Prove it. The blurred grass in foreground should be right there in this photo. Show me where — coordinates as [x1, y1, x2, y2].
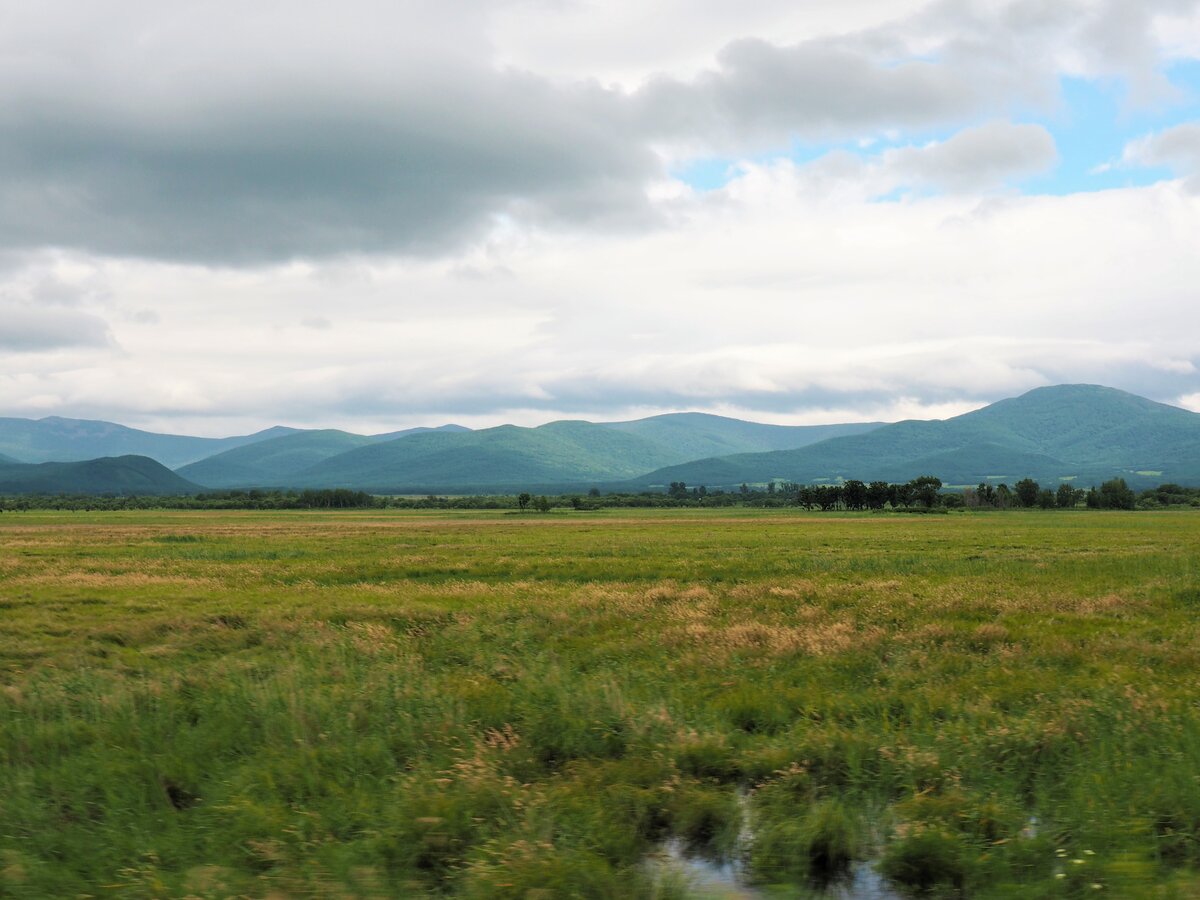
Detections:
[1, 508, 1199, 897]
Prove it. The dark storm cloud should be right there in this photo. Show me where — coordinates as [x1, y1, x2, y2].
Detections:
[0, 76, 656, 263]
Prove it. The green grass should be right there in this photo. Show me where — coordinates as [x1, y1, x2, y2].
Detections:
[1, 508, 1199, 897]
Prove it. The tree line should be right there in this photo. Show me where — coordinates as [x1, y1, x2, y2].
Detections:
[964, 477, 1138, 510]
[1, 477, 1195, 512]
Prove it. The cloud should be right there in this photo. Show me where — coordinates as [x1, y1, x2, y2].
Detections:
[0, 2, 661, 264]
[0, 1, 1197, 434]
[881, 121, 1058, 192]
[1, 170, 1196, 434]
[1122, 122, 1200, 190]
[0, 305, 111, 351]
[0, 71, 656, 264]
[0, 0, 1191, 264]
[633, 37, 1037, 153]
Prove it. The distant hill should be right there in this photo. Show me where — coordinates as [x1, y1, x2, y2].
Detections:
[0, 456, 202, 495]
[627, 385, 1200, 489]
[0, 451, 16, 464]
[0, 410, 877, 491]
[600, 413, 881, 460]
[372, 424, 471, 441]
[11, 386, 1190, 494]
[0, 416, 299, 467]
[178, 425, 469, 488]
[288, 415, 881, 492]
[292, 420, 679, 492]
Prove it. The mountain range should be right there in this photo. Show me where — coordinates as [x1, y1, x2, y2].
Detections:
[627, 385, 1200, 490]
[0, 385, 1195, 494]
[0, 416, 299, 468]
[176, 425, 470, 488]
[284, 416, 881, 493]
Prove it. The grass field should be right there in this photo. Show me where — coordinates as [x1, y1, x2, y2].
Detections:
[2, 509, 1199, 898]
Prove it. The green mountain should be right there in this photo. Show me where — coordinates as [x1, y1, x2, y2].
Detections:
[601, 413, 881, 459]
[0, 456, 202, 495]
[0, 451, 16, 464]
[178, 430, 379, 488]
[628, 385, 1200, 489]
[14, 386, 1189, 494]
[292, 421, 679, 491]
[0, 416, 299, 467]
[289, 415, 881, 492]
[373, 424, 471, 441]
[177, 425, 469, 488]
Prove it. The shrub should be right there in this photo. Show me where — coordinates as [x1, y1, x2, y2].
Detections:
[879, 826, 966, 892]
[749, 799, 861, 883]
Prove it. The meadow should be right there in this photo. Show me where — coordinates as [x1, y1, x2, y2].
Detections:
[1, 508, 1199, 898]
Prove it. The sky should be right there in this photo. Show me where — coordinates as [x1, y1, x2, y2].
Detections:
[2, 0, 1200, 436]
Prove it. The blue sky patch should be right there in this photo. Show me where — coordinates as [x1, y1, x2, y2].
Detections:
[672, 63, 1200, 197]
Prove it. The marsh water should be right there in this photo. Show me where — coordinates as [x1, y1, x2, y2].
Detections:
[652, 838, 904, 898]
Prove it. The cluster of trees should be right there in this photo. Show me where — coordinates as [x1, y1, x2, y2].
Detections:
[516, 492, 554, 513]
[780, 476, 945, 510]
[1137, 483, 1200, 508]
[964, 478, 1136, 510]
[671, 477, 947, 509]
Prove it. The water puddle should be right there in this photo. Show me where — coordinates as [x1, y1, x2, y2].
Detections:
[651, 838, 903, 899]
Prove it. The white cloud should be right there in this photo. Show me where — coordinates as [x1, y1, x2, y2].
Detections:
[0, 305, 111, 352]
[0, 173, 1196, 433]
[881, 121, 1058, 192]
[490, 0, 933, 87]
[0, 0, 1192, 264]
[1122, 122, 1200, 190]
[0, 0, 1197, 431]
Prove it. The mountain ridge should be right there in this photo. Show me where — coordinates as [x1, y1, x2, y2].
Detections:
[0, 416, 302, 468]
[2, 385, 1197, 494]
[626, 385, 1200, 490]
[0, 456, 202, 495]
[176, 425, 472, 488]
[283, 416, 883, 492]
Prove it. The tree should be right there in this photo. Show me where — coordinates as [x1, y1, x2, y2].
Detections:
[1013, 478, 1040, 509]
[867, 481, 891, 510]
[668, 481, 689, 500]
[1037, 488, 1057, 509]
[814, 484, 842, 511]
[909, 475, 942, 508]
[1056, 482, 1078, 509]
[994, 484, 1012, 509]
[518, 492, 531, 511]
[534, 495, 552, 513]
[842, 479, 868, 511]
[1098, 477, 1135, 510]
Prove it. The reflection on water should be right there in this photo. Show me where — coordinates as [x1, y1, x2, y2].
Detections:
[652, 839, 904, 899]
